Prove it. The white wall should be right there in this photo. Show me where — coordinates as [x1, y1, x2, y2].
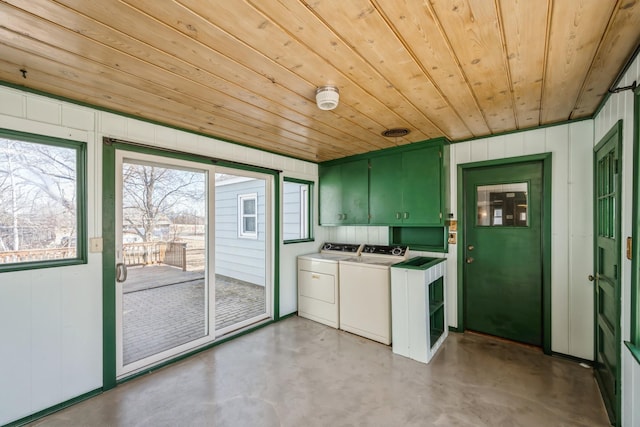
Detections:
[0, 85, 318, 425]
[594, 52, 640, 427]
[324, 120, 596, 360]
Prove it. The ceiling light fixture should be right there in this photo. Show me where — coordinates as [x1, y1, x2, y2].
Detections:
[316, 86, 339, 110]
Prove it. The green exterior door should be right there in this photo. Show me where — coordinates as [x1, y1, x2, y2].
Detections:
[463, 161, 543, 345]
[593, 124, 621, 426]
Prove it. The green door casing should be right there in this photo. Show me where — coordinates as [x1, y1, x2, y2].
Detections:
[593, 122, 622, 426]
[463, 161, 543, 346]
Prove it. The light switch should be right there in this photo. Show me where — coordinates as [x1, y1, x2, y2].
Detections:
[90, 237, 103, 253]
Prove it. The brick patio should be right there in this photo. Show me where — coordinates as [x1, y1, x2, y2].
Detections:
[122, 265, 266, 365]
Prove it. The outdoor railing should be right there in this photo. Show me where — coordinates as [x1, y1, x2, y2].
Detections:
[0, 247, 76, 263]
[123, 241, 187, 270]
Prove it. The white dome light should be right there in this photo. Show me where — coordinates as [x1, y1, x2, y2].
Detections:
[316, 86, 339, 110]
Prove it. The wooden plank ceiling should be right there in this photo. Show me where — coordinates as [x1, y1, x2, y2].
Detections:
[0, 0, 639, 162]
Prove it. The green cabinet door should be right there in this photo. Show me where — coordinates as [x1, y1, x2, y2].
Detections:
[402, 146, 442, 225]
[369, 145, 443, 226]
[319, 162, 343, 225]
[369, 153, 403, 225]
[319, 159, 369, 225]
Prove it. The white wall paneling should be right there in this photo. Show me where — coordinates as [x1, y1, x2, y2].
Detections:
[0, 85, 318, 425]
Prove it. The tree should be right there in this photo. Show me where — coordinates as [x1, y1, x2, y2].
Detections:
[122, 163, 205, 242]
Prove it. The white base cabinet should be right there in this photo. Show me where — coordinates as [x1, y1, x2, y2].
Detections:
[391, 257, 447, 364]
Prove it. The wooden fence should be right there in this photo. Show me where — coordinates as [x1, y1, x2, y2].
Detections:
[0, 241, 187, 271]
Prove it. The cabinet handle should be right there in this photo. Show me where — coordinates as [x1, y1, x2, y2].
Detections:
[338, 214, 343, 220]
[396, 212, 401, 220]
[343, 213, 347, 220]
[403, 212, 409, 219]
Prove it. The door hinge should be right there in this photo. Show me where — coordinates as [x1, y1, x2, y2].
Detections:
[439, 150, 442, 158]
[614, 159, 619, 174]
[614, 264, 618, 280]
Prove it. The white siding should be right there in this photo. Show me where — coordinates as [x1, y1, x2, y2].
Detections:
[0, 85, 318, 425]
[215, 179, 266, 286]
[594, 52, 640, 427]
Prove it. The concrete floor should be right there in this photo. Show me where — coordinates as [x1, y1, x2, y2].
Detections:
[30, 316, 609, 427]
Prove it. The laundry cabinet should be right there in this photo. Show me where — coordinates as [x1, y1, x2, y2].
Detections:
[319, 158, 369, 225]
[369, 144, 444, 225]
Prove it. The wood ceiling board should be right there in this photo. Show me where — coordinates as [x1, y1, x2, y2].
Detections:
[499, 0, 550, 129]
[572, 0, 640, 117]
[4, 1, 389, 156]
[0, 48, 338, 161]
[52, 0, 405, 152]
[244, 0, 442, 142]
[429, 0, 516, 134]
[0, 0, 638, 161]
[541, 0, 617, 124]
[0, 21, 364, 160]
[302, 0, 473, 140]
[171, 0, 430, 144]
[372, 0, 490, 137]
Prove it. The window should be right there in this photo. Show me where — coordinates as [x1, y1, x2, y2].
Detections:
[238, 193, 257, 239]
[476, 182, 528, 227]
[283, 178, 313, 242]
[0, 129, 86, 271]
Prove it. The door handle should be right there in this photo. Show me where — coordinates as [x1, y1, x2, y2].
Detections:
[588, 274, 595, 282]
[467, 245, 474, 251]
[116, 262, 128, 283]
[466, 257, 474, 264]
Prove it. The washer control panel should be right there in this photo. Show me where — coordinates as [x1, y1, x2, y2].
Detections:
[361, 244, 408, 257]
[321, 242, 362, 253]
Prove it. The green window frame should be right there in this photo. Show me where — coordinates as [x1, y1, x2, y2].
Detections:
[0, 128, 87, 272]
[283, 177, 314, 243]
[629, 86, 640, 362]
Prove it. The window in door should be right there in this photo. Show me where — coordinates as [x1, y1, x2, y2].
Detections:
[476, 182, 528, 227]
[0, 130, 86, 271]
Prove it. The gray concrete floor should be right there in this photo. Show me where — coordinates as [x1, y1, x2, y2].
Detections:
[123, 266, 266, 365]
[31, 316, 609, 427]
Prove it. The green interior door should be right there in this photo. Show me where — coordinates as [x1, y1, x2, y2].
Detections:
[593, 124, 621, 426]
[463, 161, 543, 346]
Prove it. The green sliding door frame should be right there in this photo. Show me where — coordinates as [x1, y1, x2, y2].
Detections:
[102, 138, 281, 389]
[456, 153, 552, 354]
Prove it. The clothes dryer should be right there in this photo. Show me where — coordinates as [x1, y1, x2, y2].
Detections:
[297, 243, 362, 328]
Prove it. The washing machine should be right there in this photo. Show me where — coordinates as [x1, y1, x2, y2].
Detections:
[338, 244, 409, 345]
[297, 242, 362, 328]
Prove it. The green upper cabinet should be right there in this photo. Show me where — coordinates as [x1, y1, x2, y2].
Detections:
[319, 139, 448, 226]
[370, 145, 443, 225]
[319, 158, 369, 225]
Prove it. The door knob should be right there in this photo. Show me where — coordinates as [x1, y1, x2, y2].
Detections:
[466, 257, 474, 264]
[588, 274, 595, 282]
[467, 245, 474, 251]
[116, 262, 128, 283]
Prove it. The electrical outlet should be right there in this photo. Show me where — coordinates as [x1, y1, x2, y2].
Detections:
[90, 237, 103, 253]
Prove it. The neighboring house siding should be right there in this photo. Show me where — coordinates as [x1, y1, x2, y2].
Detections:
[215, 178, 266, 286]
[282, 183, 302, 240]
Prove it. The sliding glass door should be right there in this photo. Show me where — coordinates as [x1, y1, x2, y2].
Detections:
[114, 152, 272, 377]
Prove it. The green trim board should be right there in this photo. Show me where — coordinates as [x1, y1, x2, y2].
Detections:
[631, 86, 640, 349]
[4, 388, 103, 427]
[283, 177, 314, 244]
[102, 137, 281, 389]
[625, 341, 640, 365]
[456, 153, 552, 354]
[0, 128, 87, 273]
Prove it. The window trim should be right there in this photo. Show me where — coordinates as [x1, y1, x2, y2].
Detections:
[283, 177, 314, 244]
[238, 192, 258, 239]
[0, 128, 87, 273]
